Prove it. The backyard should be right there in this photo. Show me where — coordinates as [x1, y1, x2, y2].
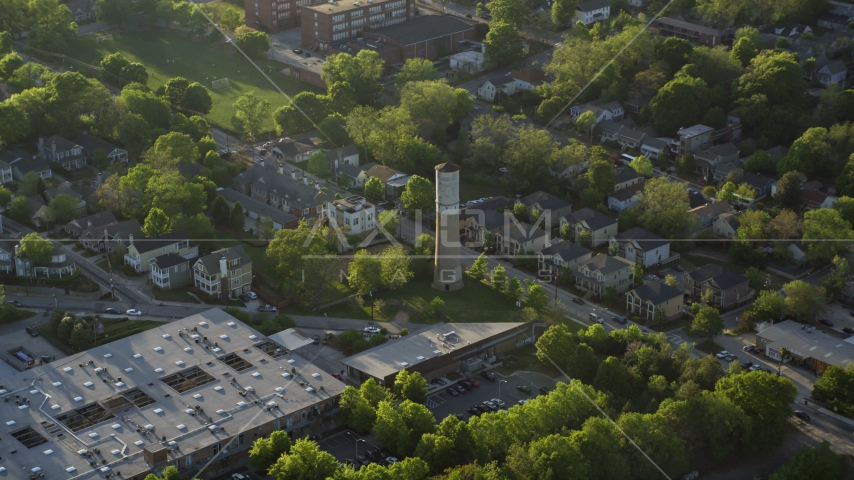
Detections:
[36, 317, 166, 354]
[66, 29, 322, 130]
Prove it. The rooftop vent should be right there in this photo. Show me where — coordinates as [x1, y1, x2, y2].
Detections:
[199, 322, 208, 327]
[63, 367, 72, 372]
[53, 382, 62, 387]
[154, 347, 163, 353]
[184, 347, 192, 353]
[104, 353, 113, 358]
[134, 440, 144, 446]
[125, 367, 133, 372]
[133, 353, 142, 358]
[153, 408, 164, 414]
[227, 322, 236, 327]
[399, 362, 409, 367]
[312, 373, 321, 378]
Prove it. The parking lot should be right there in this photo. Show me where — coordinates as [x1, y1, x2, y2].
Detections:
[318, 430, 386, 465]
[426, 371, 558, 422]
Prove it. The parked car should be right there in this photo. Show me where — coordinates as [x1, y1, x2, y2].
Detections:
[25, 325, 38, 337]
[364, 326, 382, 334]
[673, 265, 684, 272]
[482, 401, 498, 412]
[331, 372, 343, 380]
[431, 378, 447, 386]
[749, 364, 762, 371]
[126, 309, 143, 316]
[461, 380, 473, 389]
[454, 413, 466, 421]
[311, 335, 320, 345]
[740, 361, 754, 370]
[238, 294, 250, 302]
[539, 386, 551, 395]
[357, 455, 370, 466]
[467, 406, 481, 415]
[5, 300, 21, 307]
[793, 411, 811, 421]
[653, 271, 665, 278]
[491, 398, 506, 408]
[571, 297, 584, 305]
[292, 48, 303, 53]
[517, 385, 531, 394]
[257, 305, 277, 312]
[612, 315, 628, 324]
[480, 371, 496, 382]
[246, 291, 258, 300]
[104, 308, 121, 314]
[447, 388, 459, 397]
[365, 449, 380, 462]
[517, 399, 528, 405]
[819, 319, 834, 327]
[724, 354, 737, 362]
[742, 345, 758, 353]
[455, 384, 467, 393]
[715, 350, 730, 359]
[843, 327, 854, 335]
[466, 378, 480, 387]
[231, 474, 250, 480]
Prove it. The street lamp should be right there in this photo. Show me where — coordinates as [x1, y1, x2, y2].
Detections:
[355, 438, 365, 459]
[498, 379, 507, 398]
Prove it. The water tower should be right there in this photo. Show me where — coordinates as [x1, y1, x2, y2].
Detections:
[433, 163, 464, 291]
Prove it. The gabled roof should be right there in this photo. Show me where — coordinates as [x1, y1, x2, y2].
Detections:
[609, 182, 644, 202]
[765, 145, 789, 160]
[85, 218, 142, 242]
[629, 282, 683, 305]
[716, 212, 738, 230]
[66, 211, 117, 234]
[562, 207, 617, 231]
[819, 60, 848, 75]
[688, 200, 734, 218]
[540, 241, 592, 263]
[365, 164, 406, 183]
[599, 120, 623, 135]
[499, 222, 547, 243]
[11, 155, 52, 174]
[232, 165, 266, 186]
[578, 254, 634, 275]
[26, 195, 47, 217]
[687, 264, 747, 290]
[195, 246, 251, 275]
[151, 253, 191, 269]
[218, 188, 299, 226]
[612, 227, 668, 250]
[74, 133, 122, 154]
[576, 0, 609, 11]
[818, 12, 851, 24]
[339, 161, 377, 179]
[0, 149, 29, 166]
[511, 67, 546, 85]
[615, 167, 641, 185]
[46, 185, 83, 201]
[518, 191, 570, 212]
[617, 127, 646, 142]
[677, 124, 714, 137]
[324, 145, 359, 163]
[42, 135, 80, 153]
[132, 230, 190, 254]
[743, 172, 776, 190]
[272, 137, 319, 157]
[688, 191, 707, 209]
[641, 137, 668, 150]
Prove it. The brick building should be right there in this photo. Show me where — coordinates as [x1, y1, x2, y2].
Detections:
[301, 0, 415, 52]
[246, 0, 314, 32]
[328, 15, 475, 65]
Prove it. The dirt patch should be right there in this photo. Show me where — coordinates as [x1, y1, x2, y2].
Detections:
[393, 311, 409, 323]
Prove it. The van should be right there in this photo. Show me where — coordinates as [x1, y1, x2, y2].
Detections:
[588, 313, 602, 324]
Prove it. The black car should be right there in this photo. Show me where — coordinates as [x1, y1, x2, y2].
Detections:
[447, 388, 459, 397]
[25, 325, 39, 337]
[612, 315, 628, 324]
[819, 319, 834, 327]
[481, 402, 498, 412]
[793, 411, 811, 421]
[104, 307, 121, 314]
[517, 385, 531, 394]
[571, 297, 584, 305]
[480, 371, 496, 382]
[461, 380, 473, 389]
[467, 406, 481, 415]
[357, 455, 370, 466]
[239, 294, 250, 302]
[454, 413, 466, 421]
[843, 327, 854, 335]
[539, 386, 551, 395]
[673, 265, 684, 272]
[5, 300, 21, 307]
[740, 361, 754, 370]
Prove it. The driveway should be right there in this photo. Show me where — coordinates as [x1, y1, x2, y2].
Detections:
[0, 316, 68, 363]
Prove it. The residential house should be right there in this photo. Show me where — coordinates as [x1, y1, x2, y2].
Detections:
[766, 145, 789, 162]
[713, 212, 738, 239]
[560, 208, 618, 247]
[362, 165, 411, 199]
[688, 191, 707, 209]
[569, 101, 624, 123]
[818, 12, 851, 30]
[460, 197, 513, 246]
[193, 246, 253, 299]
[386, 174, 413, 201]
[45, 185, 86, 216]
[575, 254, 635, 297]
[231, 165, 266, 195]
[74, 134, 128, 164]
[608, 182, 644, 212]
[694, 143, 740, 178]
[9, 153, 52, 180]
[0, 240, 17, 274]
[610, 227, 674, 268]
[616, 127, 647, 150]
[675, 124, 714, 156]
[786, 242, 808, 266]
[67, 0, 96, 21]
[251, 173, 330, 219]
[761, 22, 812, 38]
[338, 162, 377, 188]
[325, 145, 360, 173]
[80, 219, 143, 253]
[771, 171, 807, 198]
[817, 60, 848, 87]
[124, 230, 198, 273]
[575, 0, 610, 25]
[37, 136, 87, 170]
[477, 77, 516, 102]
[495, 222, 550, 256]
[626, 282, 684, 322]
[218, 188, 300, 231]
[271, 137, 321, 163]
[624, 97, 648, 114]
[652, 17, 733, 47]
[517, 191, 572, 230]
[684, 264, 754, 309]
[450, 51, 486, 74]
[599, 121, 624, 143]
[713, 160, 743, 182]
[65, 211, 117, 237]
[538, 241, 593, 276]
[615, 168, 643, 191]
[640, 137, 669, 160]
[149, 254, 193, 290]
[0, 151, 17, 184]
[688, 200, 734, 231]
[15, 243, 76, 278]
[743, 172, 776, 198]
[327, 195, 376, 235]
[802, 189, 838, 210]
[511, 68, 547, 90]
[26, 195, 52, 227]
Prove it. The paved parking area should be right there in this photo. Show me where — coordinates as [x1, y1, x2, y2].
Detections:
[426, 371, 558, 422]
[0, 315, 67, 366]
[318, 430, 380, 463]
[823, 302, 854, 335]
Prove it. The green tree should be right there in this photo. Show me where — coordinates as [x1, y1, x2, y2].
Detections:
[151, 131, 198, 165]
[525, 283, 549, 310]
[0, 52, 23, 81]
[71, 321, 93, 349]
[219, 8, 240, 30]
[306, 151, 331, 177]
[628, 155, 653, 177]
[586, 158, 616, 197]
[400, 175, 433, 215]
[267, 438, 338, 480]
[121, 84, 172, 129]
[142, 465, 185, 480]
[491, 264, 507, 289]
[574, 110, 597, 139]
[691, 306, 724, 339]
[803, 208, 853, 264]
[181, 82, 213, 114]
[272, 91, 330, 134]
[339, 386, 377, 433]
[143, 207, 172, 238]
[640, 177, 691, 239]
[17, 233, 53, 274]
[776, 171, 803, 210]
[484, 22, 525, 67]
[0, 31, 11, 54]
[648, 72, 708, 136]
[469, 252, 488, 281]
[266, 221, 337, 306]
[394, 369, 428, 404]
[770, 442, 840, 480]
[258, 217, 276, 243]
[348, 250, 382, 295]
[502, 125, 559, 192]
[27, 0, 77, 53]
[676, 153, 695, 175]
[428, 296, 445, 316]
[364, 177, 384, 202]
[0, 100, 30, 146]
[321, 49, 384, 106]
[229, 201, 245, 231]
[96, 0, 132, 26]
[730, 36, 758, 68]
[535, 324, 576, 370]
[211, 195, 230, 225]
[552, 0, 578, 25]
[488, 0, 528, 24]
[743, 149, 775, 174]
[395, 58, 439, 90]
[664, 274, 678, 288]
[232, 92, 271, 137]
[249, 430, 292, 471]
[47, 194, 80, 223]
[752, 289, 786, 321]
[568, 343, 598, 384]
[234, 30, 270, 57]
[379, 244, 412, 289]
[782, 280, 826, 324]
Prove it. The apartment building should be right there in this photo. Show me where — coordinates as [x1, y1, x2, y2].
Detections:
[124, 231, 198, 273]
[302, 0, 415, 52]
[245, 0, 312, 32]
[193, 246, 253, 299]
[652, 17, 733, 47]
[327, 195, 376, 235]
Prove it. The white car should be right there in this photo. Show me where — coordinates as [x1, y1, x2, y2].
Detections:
[499, 167, 509, 173]
[385, 457, 399, 465]
[232, 474, 250, 480]
[246, 291, 258, 300]
[715, 350, 730, 359]
[126, 309, 142, 316]
[364, 326, 382, 334]
[490, 398, 506, 408]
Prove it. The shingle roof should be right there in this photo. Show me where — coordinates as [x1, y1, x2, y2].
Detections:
[11, 156, 52, 175]
[818, 12, 851, 24]
[579, 254, 634, 275]
[629, 282, 683, 305]
[618, 128, 646, 142]
[609, 182, 644, 202]
[66, 211, 117, 234]
[339, 162, 377, 180]
[74, 133, 121, 155]
[615, 168, 641, 185]
[232, 165, 266, 186]
[43, 135, 80, 153]
[218, 188, 299, 226]
[613, 227, 668, 250]
[563, 208, 617, 231]
[86, 218, 142, 243]
[253, 176, 330, 209]
[687, 264, 746, 290]
[743, 172, 776, 190]
[151, 253, 191, 269]
[688, 200, 733, 218]
[365, 164, 406, 183]
[576, 0, 609, 11]
[0, 149, 29, 165]
[540, 240, 592, 263]
[325, 145, 359, 164]
[272, 138, 319, 158]
[765, 145, 789, 160]
[133, 230, 190, 253]
[195, 246, 251, 274]
[369, 15, 474, 46]
[820, 60, 848, 75]
[501, 222, 547, 242]
[518, 191, 571, 212]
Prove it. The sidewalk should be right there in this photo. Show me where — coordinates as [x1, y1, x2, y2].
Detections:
[800, 396, 854, 428]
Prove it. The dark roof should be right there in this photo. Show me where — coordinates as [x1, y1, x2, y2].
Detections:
[0, 150, 29, 165]
[46, 186, 83, 201]
[613, 227, 668, 250]
[324, 145, 359, 163]
[370, 15, 474, 46]
[462, 196, 513, 213]
[563, 208, 616, 231]
[576, 0, 609, 11]
[579, 254, 634, 275]
[232, 165, 266, 186]
[820, 60, 848, 75]
[26, 195, 46, 217]
[818, 12, 851, 24]
[501, 222, 547, 242]
[518, 191, 570, 212]
[365, 164, 406, 182]
[218, 188, 299, 226]
[43, 135, 80, 153]
[688, 191, 706, 209]
[687, 264, 747, 290]
[540, 241, 592, 263]
[609, 182, 644, 202]
[339, 162, 376, 179]
[11, 156, 52, 175]
[195, 246, 252, 274]
[743, 172, 776, 190]
[618, 128, 646, 142]
[86, 219, 142, 242]
[273, 137, 319, 158]
[133, 230, 190, 253]
[151, 253, 191, 269]
[615, 168, 641, 185]
[252, 176, 331, 209]
[74, 134, 121, 155]
[630, 282, 682, 305]
[66, 211, 117, 234]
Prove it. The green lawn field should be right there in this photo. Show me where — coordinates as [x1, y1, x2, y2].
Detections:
[67, 29, 322, 130]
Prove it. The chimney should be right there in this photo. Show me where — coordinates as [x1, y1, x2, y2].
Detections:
[51, 141, 57, 158]
[261, 159, 265, 167]
[291, 171, 297, 179]
[303, 177, 308, 185]
[129, 234, 134, 246]
[87, 220, 92, 227]
[219, 256, 228, 278]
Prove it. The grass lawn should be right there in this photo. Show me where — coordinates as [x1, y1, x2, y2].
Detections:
[0, 308, 37, 326]
[459, 177, 514, 203]
[36, 318, 166, 355]
[682, 254, 746, 274]
[66, 29, 322, 130]
[206, 1, 245, 22]
[693, 338, 725, 355]
[152, 287, 201, 303]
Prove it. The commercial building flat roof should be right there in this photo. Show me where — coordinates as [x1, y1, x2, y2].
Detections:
[758, 320, 854, 368]
[0, 309, 344, 479]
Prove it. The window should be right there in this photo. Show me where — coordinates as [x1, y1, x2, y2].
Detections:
[351, 9, 363, 17]
[333, 22, 348, 31]
[212, 443, 221, 456]
[351, 17, 365, 26]
[314, 12, 318, 18]
[370, 13, 384, 22]
[181, 264, 186, 272]
[279, 2, 288, 8]
[332, 13, 345, 22]
[369, 5, 381, 12]
[236, 434, 244, 446]
[391, 8, 405, 17]
[385, 0, 404, 7]
[185, 454, 193, 467]
[161, 247, 166, 253]
[174, 266, 178, 273]
[232, 279, 239, 286]
[354, 218, 359, 225]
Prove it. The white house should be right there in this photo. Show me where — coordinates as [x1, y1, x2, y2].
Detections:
[610, 227, 674, 268]
[327, 195, 376, 235]
[477, 78, 516, 102]
[608, 183, 643, 212]
[569, 101, 624, 123]
[575, 0, 610, 25]
[817, 60, 848, 87]
[450, 51, 486, 74]
[325, 144, 360, 172]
